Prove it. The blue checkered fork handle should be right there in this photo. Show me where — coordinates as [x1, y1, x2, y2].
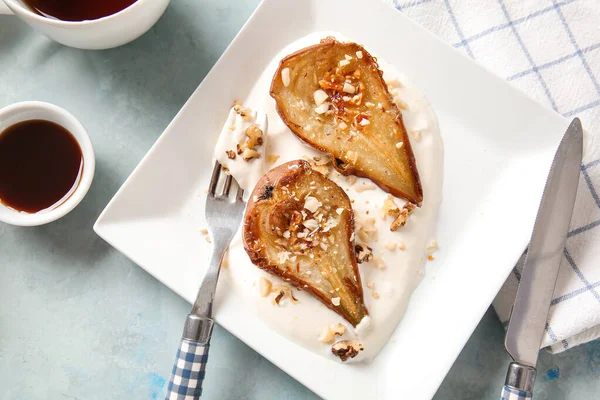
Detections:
[501, 386, 532, 400]
[166, 339, 209, 399]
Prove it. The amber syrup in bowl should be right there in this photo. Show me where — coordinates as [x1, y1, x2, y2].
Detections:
[0, 119, 84, 214]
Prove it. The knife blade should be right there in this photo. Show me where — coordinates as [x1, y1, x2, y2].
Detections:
[501, 118, 583, 398]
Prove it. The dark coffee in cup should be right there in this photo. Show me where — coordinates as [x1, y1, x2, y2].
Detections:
[22, 0, 138, 21]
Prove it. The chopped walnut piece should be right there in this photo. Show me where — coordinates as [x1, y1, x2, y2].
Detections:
[267, 154, 280, 164]
[302, 155, 330, 175]
[355, 244, 373, 263]
[382, 195, 401, 218]
[331, 340, 364, 362]
[259, 277, 273, 297]
[319, 323, 347, 344]
[226, 150, 236, 159]
[271, 284, 299, 305]
[390, 202, 416, 231]
[371, 291, 380, 299]
[319, 326, 335, 344]
[242, 148, 260, 161]
[245, 125, 263, 149]
[233, 103, 253, 121]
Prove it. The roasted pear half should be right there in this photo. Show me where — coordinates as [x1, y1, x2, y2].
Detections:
[243, 160, 368, 326]
[270, 38, 423, 205]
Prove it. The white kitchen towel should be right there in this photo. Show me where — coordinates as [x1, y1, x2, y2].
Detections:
[383, 0, 600, 353]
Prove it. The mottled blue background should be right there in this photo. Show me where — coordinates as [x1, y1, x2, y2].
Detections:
[0, 1, 598, 399]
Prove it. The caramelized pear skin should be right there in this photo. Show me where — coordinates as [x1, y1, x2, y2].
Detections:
[243, 160, 368, 326]
[270, 38, 423, 205]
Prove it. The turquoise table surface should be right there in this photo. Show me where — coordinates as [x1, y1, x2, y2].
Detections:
[1, 1, 599, 399]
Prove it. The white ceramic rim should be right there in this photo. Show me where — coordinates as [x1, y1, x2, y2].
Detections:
[0, 101, 95, 226]
[4, 0, 147, 26]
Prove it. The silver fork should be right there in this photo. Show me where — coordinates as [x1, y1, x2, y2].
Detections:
[165, 161, 245, 400]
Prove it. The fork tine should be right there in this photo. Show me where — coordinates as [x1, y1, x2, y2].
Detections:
[237, 186, 244, 201]
[222, 174, 233, 197]
[209, 162, 221, 195]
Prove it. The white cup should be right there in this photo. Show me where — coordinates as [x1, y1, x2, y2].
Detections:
[0, 102, 96, 226]
[0, 0, 170, 50]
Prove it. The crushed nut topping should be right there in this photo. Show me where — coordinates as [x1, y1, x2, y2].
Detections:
[371, 291, 380, 299]
[303, 155, 330, 176]
[242, 148, 260, 161]
[390, 202, 416, 231]
[245, 125, 263, 149]
[382, 195, 401, 218]
[233, 103, 253, 121]
[267, 154, 281, 164]
[304, 196, 322, 213]
[226, 150, 236, 159]
[398, 241, 406, 251]
[319, 323, 347, 344]
[315, 102, 330, 114]
[281, 67, 291, 87]
[272, 284, 298, 305]
[259, 277, 272, 297]
[199, 228, 208, 234]
[366, 280, 374, 289]
[342, 82, 356, 94]
[331, 340, 363, 362]
[205, 236, 212, 244]
[313, 89, 329, 106]
[428, 254, 435, 261]
[355, 244, 373, 263]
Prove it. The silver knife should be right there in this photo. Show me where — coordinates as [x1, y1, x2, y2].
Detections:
[501, 118, 583, 400]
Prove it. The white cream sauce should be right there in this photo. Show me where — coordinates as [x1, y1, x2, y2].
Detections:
[214, 32, 443, 363]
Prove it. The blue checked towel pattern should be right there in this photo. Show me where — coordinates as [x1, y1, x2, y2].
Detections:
[384, 0, 600, 353]
[501, 386, 532, 400]
[166, 340, 208, 399]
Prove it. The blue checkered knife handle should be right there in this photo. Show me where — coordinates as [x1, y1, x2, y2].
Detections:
[501, 386, 532, 400]
[165, 339, 209, 399]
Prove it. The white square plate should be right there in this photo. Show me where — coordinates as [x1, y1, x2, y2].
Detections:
[94, 0, 569, 398]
